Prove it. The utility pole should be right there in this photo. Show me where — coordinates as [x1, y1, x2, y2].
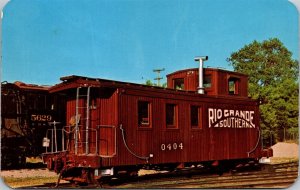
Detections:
[153, 68, 165, 86]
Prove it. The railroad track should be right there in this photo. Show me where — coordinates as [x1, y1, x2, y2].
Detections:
[18, 161, 299, 189]
[108, 162, 299, 189]
[136, 170, 298, 188]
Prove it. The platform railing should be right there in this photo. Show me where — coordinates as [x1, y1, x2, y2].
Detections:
[44, 128, 65, 153]
[44, 126, 98, 155]
[44, 125, 116, 157]
[74, 128, 98, 155]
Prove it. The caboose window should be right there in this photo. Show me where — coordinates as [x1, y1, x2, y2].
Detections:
[228, 77, 239, 95]
[191, 106, 198, 126]
[138, 101, 150, 127]
[166, 104, 177, 128]
[173, 78, 184, 90]
[204, 75, 212, 88]
[191, 105, 202, 129]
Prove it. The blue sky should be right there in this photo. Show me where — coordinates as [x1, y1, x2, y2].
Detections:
[1, 0, 299, 85]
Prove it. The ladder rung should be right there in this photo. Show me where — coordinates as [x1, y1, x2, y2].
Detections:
[75, 86, 91, 155]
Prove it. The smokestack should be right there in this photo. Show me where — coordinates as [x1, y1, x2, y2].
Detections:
[194, 56, 208, 94]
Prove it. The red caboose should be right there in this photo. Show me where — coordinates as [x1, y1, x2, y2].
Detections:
[42, 63, 272, 184]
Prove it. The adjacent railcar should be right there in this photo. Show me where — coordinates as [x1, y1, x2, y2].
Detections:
[42, 67, 272, 185]
[1, 81, 65, 168]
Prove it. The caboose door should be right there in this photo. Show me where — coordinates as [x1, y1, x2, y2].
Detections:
[98, 125, 116, 157]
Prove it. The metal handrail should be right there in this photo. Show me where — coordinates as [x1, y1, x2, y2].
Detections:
[45, 124, 116, 157]
[119, 124, 149, 161]
[44, 128, 66, 153]
[77, 128, 97, 155]
[45, 126, 99, 155]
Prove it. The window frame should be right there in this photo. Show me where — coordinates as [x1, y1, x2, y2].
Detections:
[203, 75, 212, 89]
[165, 103, 178, 129]
[173, 78, 185, 90]
[137, 100, 152, 129]
[190, 105, 203, 130]
[228, 77, 240, 95]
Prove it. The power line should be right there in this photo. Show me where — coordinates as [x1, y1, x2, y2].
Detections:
[153, 68, 165, 86]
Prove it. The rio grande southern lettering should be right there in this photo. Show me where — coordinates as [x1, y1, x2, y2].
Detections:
[208, 108, 255, 128]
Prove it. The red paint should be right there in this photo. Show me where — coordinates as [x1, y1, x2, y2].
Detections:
[43, 68, 268, 173]
[167, 68, 248, 97]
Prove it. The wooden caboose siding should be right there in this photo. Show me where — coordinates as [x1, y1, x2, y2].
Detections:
[50, 75, 261, 168]
[102, 86, 261, 168]
[205, 102, 260, 160]
[64, 87, 118, 156]
[167, 68, 199, 91]
[122, 87, 255, 106]
[116, 94, 187, 166]
[95, 88, 118, 157]
[216, 70, 248, 97]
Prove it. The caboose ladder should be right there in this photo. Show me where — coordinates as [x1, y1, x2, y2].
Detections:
[75, 86, 91, 155]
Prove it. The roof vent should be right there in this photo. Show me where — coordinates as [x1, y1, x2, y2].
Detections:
[194, 56, 208, 94]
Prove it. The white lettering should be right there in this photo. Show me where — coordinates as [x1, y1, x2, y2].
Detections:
[208, 108, 214, 128]
[246, 111, 250, 121]
[217, 109, 222, 119]
[250, 111, 255, 127]
[224, 109, 229, 117]
[235, 110, 240, 117]
[208, 108, 256, 129]
[230, 110, 235, 116]
[240, 111, 245, 119]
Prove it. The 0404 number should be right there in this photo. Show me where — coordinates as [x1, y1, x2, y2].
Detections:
[161, 143, 183, 151]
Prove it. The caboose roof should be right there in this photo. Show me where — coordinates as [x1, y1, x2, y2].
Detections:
[50, 74, 216, 98]
[1, 81, 50, 92]
[49, 74, 173, 93]
[49, 71, 251, 102]
[166, 67, 248, 77]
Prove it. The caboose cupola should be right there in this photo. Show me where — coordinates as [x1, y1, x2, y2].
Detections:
[167, 67, 249, 97]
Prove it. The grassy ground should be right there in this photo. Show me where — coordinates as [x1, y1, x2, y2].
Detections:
[1, 157, 64, 188]
[2, 176, 59, 188]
